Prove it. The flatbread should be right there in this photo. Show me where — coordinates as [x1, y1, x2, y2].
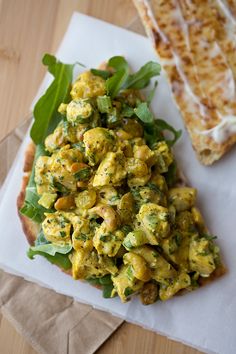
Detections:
[133, 0, 236, 164]
[17, 143, 40, 246]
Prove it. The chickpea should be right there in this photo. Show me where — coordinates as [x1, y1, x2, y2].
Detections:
[169, 187, 197, 212]
[140, 282, 158, 305]
[70, 162, 89, 173]
[191, 207, 207, 232]
[77, 181, 88, 188]
[122, 118, 143, 138]
[133, 145, 155, 165]
[115, 129, 133, 140]
[126, 158, 149, 177]
[54, 195, 75, 211]
[117, 192, 134, 223]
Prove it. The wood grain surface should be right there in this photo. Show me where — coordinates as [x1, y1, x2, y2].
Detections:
[0, 1, 202, 353]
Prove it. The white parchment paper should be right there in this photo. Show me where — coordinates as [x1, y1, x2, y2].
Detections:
[0, 13, 236, 354]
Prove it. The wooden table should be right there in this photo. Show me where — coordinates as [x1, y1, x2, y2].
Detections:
[0, 1, 202, 353]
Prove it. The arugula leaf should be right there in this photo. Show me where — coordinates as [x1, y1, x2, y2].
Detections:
[102, 284, 114, 298]
[27, 248, 72, 270]
[106, 69, 129, 99]
[105, 57, 160, 99]
[106, 56, 129, 98]
[147, 81, 158, 106]
[20, 144, 53, 223]
[134, 102, 182, 148]
[163, 161, 177, 187]
[30, 54, 75, 145]
[124, 287, 133, 297]
[124, 61, 161, 90]
[30, 243, 72, 256]
[143, 122, 163, 147]
[98, 274, 113, 285]
[134, 102, 154, 124]
[86, 275, 114, 298]
[86, 277, 101, 286]
[86, 274, 112, 286]
[108, 56, 129, 71]
[155, 119, 182, 147]
[91, 69, 111, 80]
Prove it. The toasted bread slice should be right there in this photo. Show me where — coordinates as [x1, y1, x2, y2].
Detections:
[133, 0, 236, 164]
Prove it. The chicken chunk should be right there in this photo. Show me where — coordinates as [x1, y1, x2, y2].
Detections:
[93, 152, 126, 187]
[70, 71, 106, 99]
[83, 127, 116, 166]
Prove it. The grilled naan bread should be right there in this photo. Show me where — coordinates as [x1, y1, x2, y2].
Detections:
[134, 0, 236, 164]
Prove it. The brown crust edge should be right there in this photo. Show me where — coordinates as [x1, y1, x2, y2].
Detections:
[17, 142, 39, 246]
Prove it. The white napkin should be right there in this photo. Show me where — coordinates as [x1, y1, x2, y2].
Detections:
[0, 12, 235, 354]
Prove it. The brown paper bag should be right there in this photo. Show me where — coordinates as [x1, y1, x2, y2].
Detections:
[0, 271, 123, 354]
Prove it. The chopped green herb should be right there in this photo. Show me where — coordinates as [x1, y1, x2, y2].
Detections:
[109, 195, 120, 203]
[75, 233, 88, 241]
[123, 239, 133, 250]
[200, 234, 217, 241]
[121, 225, 132, 235]
[146, 182, 160, 193]
[97, 95, 112, 113]
[51, 178, 69, 193]
[74, 168, 91, 181]
[71, 141, 85, 152]
[100, 235, 112, 242]
[121, 104, 134, 117]
[106, 107, 121, 127]
[152, 251, 158, 258]
[126, 265, 134, 281]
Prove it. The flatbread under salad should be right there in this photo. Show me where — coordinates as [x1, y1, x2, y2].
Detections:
[17, 55, 225, 304]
